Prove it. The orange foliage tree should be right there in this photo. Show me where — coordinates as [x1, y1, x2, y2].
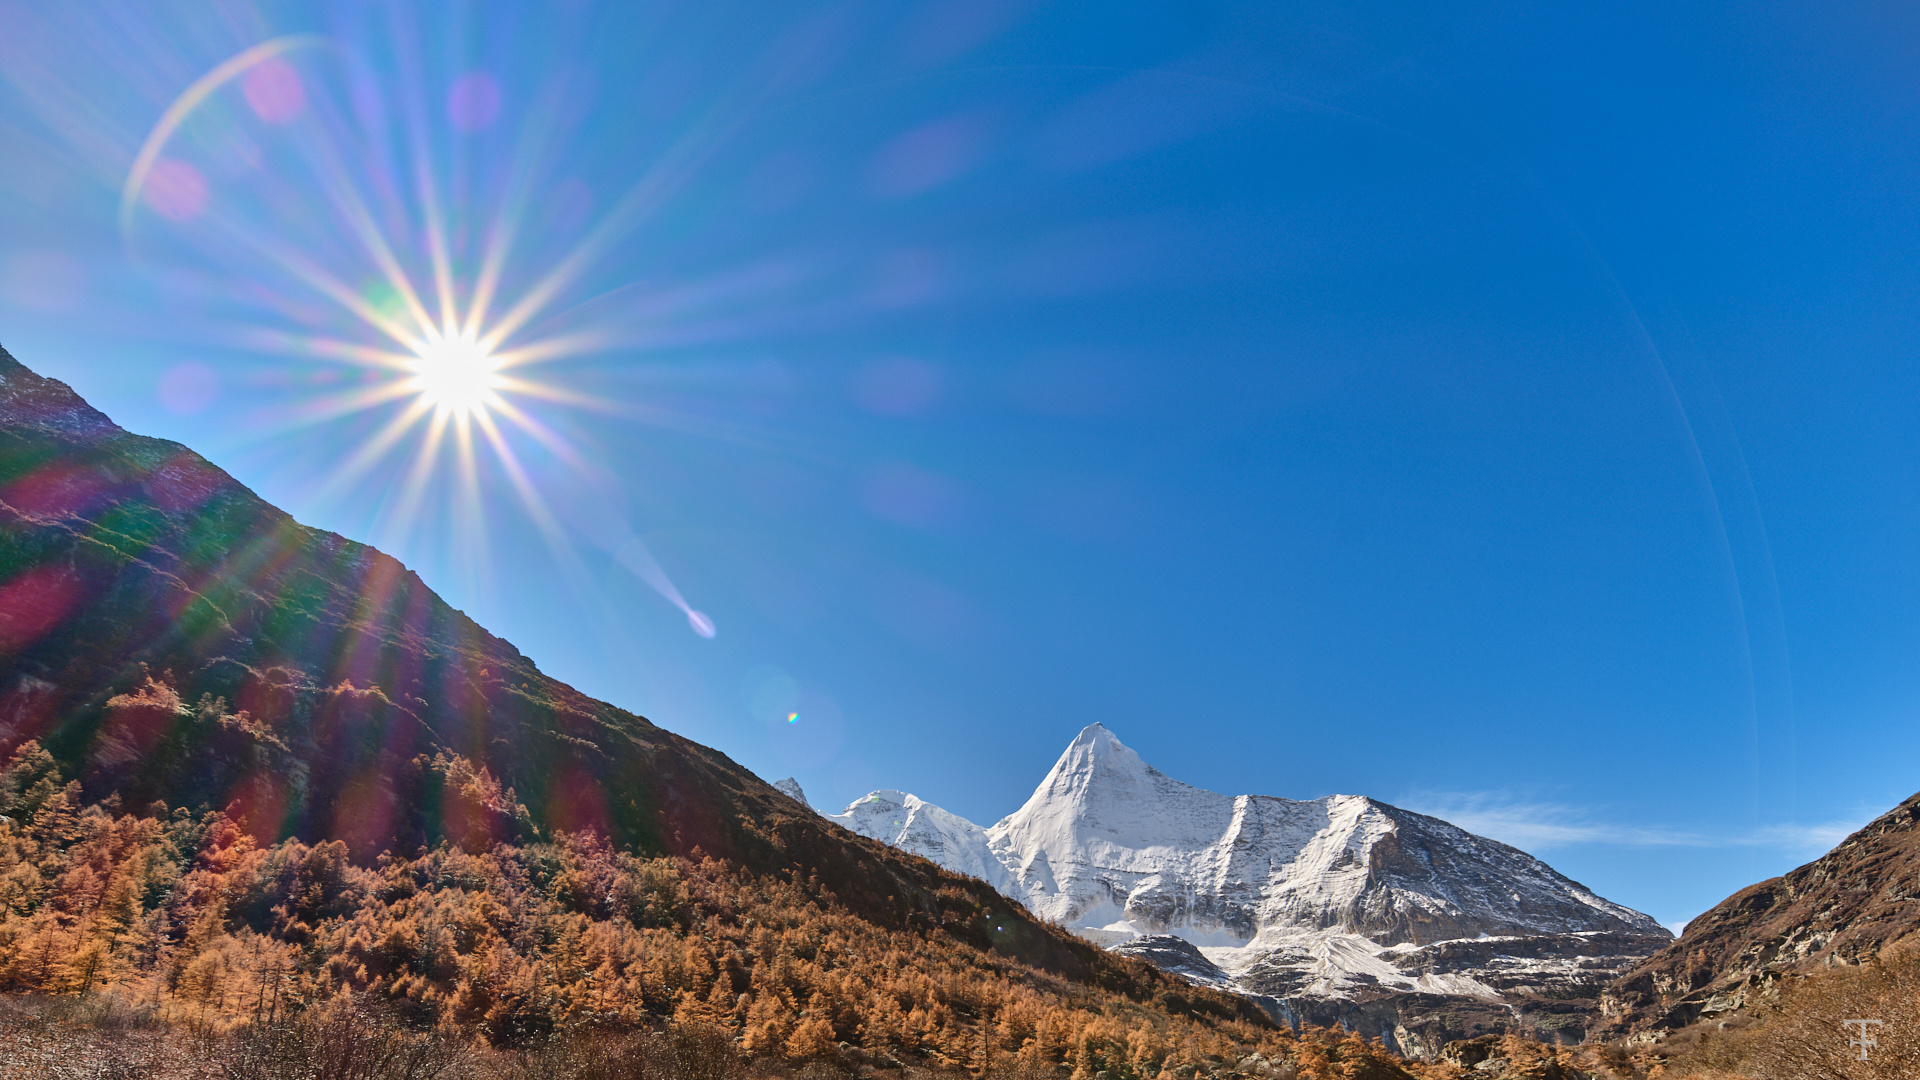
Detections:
[0, 740, 1426, 1079]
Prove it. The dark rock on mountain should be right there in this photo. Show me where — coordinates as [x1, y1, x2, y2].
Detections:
[1278, 990, 1587, 1062]
[1113, 935, 1236, 989]
[1232, 931, 1667, 1056]
[1599, 790, 1920, 1035]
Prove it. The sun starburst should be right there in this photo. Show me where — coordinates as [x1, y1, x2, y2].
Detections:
[408, 331, 503, 419]
[119, 35, 725, 638]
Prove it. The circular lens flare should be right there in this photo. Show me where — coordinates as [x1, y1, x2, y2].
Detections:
[408, 334, 501, 418]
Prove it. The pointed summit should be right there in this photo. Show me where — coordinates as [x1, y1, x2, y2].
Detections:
[772, 777, 810, 809]
[1041, 723, 1158, 795]
[1060, 722, 1146, 768]
[993, 726, 1228, 879]
[1072, 721, 1120, 746]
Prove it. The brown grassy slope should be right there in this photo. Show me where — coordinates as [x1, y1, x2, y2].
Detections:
[0, 343, 761, 861]
[1392, 792, 1920, 1079]
[1597, 792, 1920, 1037]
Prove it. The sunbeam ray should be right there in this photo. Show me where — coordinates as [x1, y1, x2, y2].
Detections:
[236, 329, 419, 371]
[304, 396, 436, 508]
[116, 29, 742, 637]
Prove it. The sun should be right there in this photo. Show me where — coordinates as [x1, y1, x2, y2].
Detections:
[116, 37, 739, 639]
[407, 332, 502, 419]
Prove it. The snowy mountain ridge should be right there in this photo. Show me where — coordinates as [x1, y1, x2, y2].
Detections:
[826, 724, 1669, 1054]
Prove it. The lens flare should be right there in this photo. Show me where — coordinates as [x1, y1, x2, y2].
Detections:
[118, 35, 738, 639]
[119, 34, 323, 237]
[787, 712, 799, 724]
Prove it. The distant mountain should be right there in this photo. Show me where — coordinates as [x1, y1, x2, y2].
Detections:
[835, 787, 1030, 897]
[1599, 790, 1920, 1036]
[830, 724, 1671, 1056]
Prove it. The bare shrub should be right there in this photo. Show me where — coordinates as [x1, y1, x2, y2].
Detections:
[653, 1023, 749, 1080]
[512, 1030, 655, 1080]
[983, 1057, 1065, 1080]
[216, 994, 470, 1080]
[506, 1022, 745, 1080]
[0, 993, 192, 1080]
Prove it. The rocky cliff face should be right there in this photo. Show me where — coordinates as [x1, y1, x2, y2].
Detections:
[1599, 791, 1920, 1036]
[830, 724, 1670, 1056]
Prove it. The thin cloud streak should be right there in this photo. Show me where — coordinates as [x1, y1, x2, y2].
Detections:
[1399, 790, 1867, 856]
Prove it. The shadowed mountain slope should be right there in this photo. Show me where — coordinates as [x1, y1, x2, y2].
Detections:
[0, 343, 1235, 999]
[1599, 790, 1920, 1035]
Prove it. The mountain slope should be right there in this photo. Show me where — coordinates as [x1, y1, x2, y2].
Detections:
[0, 344, 840, 871]
[1599, 790, 1920, 1035]
[0, 343, 1253, 1004]
[832, 725, 1670, 1055]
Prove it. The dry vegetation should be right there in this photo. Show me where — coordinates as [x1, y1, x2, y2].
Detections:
[0, 739, 1429, 1079]
[1626, 946, 1920, 1080]
[22, 708, 1914, 1080]
[0, 993, 1436, 1080]
[1395, 948, 1920, 1080]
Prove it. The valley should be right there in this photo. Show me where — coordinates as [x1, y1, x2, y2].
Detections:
[2, 342, 1917, 1080]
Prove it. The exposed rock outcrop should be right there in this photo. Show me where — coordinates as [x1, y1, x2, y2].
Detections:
[1599, 790, 1920, 1036]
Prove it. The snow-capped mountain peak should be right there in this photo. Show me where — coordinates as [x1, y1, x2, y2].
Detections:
[1045, 722, 1152, 786]
[828, 789, 1014, 893]
[772, 777, 810, 808]
[824, 725, 1670, 1054]
[1000, 723, 1224, 852]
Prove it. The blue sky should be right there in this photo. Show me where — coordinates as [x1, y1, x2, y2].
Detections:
[2, 0, 1918, 931]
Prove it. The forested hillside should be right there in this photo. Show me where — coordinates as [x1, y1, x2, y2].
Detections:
[0, 348, 1429, 1079]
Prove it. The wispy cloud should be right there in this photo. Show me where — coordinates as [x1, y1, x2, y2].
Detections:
[1397, 790, 1869, 857]
[1750, 820, 1863, 851]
